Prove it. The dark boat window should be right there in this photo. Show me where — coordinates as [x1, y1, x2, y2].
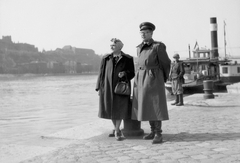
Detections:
[222, 67, 228, 74]
[202, 65, 206, 70]
[238, 67, 240, 73]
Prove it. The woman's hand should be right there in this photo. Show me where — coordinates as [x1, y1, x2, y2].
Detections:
[118, 71, 126, 78]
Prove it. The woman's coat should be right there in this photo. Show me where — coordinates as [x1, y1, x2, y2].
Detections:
[96, 52, 135, 120]
[132, 39, 171, 121]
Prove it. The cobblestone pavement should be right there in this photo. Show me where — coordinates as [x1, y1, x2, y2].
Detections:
[19, 93, 240, 163]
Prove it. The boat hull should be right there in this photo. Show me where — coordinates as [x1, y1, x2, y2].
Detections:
[165, 80, 227, 94]
[220, 76, 240, 85]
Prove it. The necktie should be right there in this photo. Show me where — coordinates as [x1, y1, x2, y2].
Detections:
[114, 56, 119, 65]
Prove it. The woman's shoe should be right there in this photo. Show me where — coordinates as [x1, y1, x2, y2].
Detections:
[120, 130, 125, 139]
[115, 131, 123, 141]
[108, 130, 115, 137]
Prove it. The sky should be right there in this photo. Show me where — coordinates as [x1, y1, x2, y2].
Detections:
[0, 0, 240, 58]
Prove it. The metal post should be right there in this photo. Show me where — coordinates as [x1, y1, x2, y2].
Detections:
[224, 20, 227, 58]
[203, 80, 215, 99]
[121, 98, 144, 136]
[188, 44, 191, 59]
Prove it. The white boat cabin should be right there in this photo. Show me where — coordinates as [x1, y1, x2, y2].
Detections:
[219, 62, 240, 84]
[183, 49, 219, 81]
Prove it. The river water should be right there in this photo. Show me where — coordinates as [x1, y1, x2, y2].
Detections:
[0, 74, 173, 145]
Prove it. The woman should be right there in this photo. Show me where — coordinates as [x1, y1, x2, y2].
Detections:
[95, 38, 135, 141]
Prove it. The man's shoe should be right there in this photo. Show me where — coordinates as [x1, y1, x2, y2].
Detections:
[171, 101, 178, 105]
[143, 132, 155, 140]
[176, 103, 184, 106]
[171, 95, 179, 105]
[176, 94, 184, 106]
[152, 134, 163, 144]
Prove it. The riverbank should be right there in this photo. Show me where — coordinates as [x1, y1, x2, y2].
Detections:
[0, 72, 98, 80]
[1, 89, 240, 163]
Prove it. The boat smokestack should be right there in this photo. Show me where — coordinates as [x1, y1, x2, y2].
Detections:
[210, 17, 219, 59]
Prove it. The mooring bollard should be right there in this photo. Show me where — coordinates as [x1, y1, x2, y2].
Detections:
[121, 98, 144, 136]
[121, 119, 144, 136]
[203, 80, 215, 99]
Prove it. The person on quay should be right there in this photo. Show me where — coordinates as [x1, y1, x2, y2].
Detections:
[95, 38, 135, 141]
[132, 22, 171, 144]
[169, 53, 185, 106]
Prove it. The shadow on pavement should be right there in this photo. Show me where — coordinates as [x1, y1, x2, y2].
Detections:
[164, 132, 240, 142]
[183, 104, 239, 107]
[86, 132, 240, 146]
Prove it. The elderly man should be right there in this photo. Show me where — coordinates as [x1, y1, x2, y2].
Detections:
[169, 53, 185, 106]
[132, 22, 171, 144]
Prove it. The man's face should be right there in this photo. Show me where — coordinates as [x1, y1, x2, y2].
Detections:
[140, 29, 153, 42]
[174, 57, 180, 62]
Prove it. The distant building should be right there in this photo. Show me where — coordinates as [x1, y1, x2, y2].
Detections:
[2, 36, 12, 43]
[62, 45, 76, 54]
[0, 36, 38, 52]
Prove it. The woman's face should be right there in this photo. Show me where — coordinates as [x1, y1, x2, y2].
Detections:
[140, 29, 153, 42]
[110, 43, 121, 53]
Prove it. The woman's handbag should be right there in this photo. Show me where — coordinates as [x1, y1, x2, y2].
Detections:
[114, 77, 131, 96]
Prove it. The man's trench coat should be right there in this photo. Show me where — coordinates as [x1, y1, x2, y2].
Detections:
[132, 39, 171, 121]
